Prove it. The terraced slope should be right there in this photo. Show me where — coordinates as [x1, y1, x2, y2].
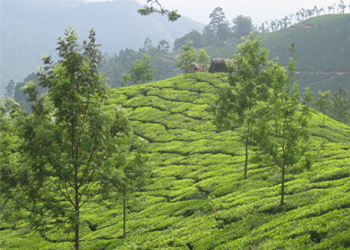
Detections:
[203, 14, 350, 96]
[2, 73, 350, 249]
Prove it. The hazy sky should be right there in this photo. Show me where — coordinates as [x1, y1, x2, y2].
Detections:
[86, 0, 348, 25]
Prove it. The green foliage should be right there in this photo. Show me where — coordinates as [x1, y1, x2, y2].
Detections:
[173, 30, 202, 51]
[176, 40, 210, 71]
[207, 7, 233, 46]
[2, 27, 148, 250]
[5, 80, 15, 99]
[260, 14, 350, 72]
[137, 1, 181, 22]
[2, 72, 350, 249]
[315, 90, 333, 126]
[315, 87, 350, 126]
[175, 40, 198, 70]
[122, 54, 156, 86]
[232, 15, 254, 38]
[214, 33, 276, 179]
[251, 50, 312, 206]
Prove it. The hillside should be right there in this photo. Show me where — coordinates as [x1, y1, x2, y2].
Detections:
[2, 73, 350, 249]
[261, 14, 350, 96]
[202, 14, 350, 96]
[0, 0, 203, 96]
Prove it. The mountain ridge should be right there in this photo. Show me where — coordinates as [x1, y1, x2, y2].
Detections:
[0, 0, 204, 95]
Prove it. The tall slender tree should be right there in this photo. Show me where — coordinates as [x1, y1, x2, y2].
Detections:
[5, 80, 15, 99]
[214, 33, 280, 179]
[250, 46, 311, 206]
[2, 27, 148, 250]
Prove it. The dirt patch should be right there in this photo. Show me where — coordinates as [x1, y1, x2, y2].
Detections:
[302, 24, 313, 29]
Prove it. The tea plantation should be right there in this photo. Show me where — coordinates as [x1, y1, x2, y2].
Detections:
[1, 73, 350, 249]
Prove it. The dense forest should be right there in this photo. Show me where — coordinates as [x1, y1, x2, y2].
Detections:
[1, 1, 350, 249]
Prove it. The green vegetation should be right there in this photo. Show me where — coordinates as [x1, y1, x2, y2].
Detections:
[260, 14, 350, 72]
[10, 13, 349, 106]
[122, 54, 156, 86]
[315, 87, 350, 126]
[1, 28, 148, 250]
[2, 7, 350, 249]
[176, 40, 210, 71]
[138, 0, 181, 22]
[2, 72, 350, 249]
[214, 33, 274, 179]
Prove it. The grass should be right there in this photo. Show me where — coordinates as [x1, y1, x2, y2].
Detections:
[1, 72, 350, 249]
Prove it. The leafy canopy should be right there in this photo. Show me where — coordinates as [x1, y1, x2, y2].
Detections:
[214, 33, 274, 179]
[138, 0, 181, 21]
[122, 54, 156, 85]
[3, 27, 148, 250]
[176, 40, 210, 71]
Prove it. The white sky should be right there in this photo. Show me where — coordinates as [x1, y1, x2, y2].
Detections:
[86, 0, 349, 25]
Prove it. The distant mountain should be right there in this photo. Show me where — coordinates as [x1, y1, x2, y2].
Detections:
[0, 0, 204, 96]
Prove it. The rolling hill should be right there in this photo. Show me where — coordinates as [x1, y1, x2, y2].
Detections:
[202, 14, 350, 96]
[2, 73, 350, 249]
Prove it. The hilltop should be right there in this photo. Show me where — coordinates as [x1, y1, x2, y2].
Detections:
[2, 73, 350, 249]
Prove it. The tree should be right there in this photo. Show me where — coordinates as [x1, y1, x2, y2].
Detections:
[331, 87, 350, 124]
[338, 0, 347, 13]
[314, 6, 319, 16]
[173, 30, 202, 51]
[250, 47, 311, 206]
[232, 15, 254, 38]
[209, 7, 230, 45]
[5, 80, 15, 99]
[157, 39, 170, 54]
[201, 25, 216, 46]
[112, 136, 149, 238]
[143, 37, 154, 51]
[213, 33, 276, 179]
[2, 27, 148, 250]
[209, 7, 226, 35]
[0, 99, 23, 228]
[122, 54, 156, 85]
[176, 40, 210, 71]
[328, 5, 334, 14]
[315, 90, 333, 126]
[315, 88, 350, 126]
[307, 9, 314, 18]
[138, 0, 180, 21]
[217, 21, 233, 44]
[196, 49, 211, 68]
[12, 73, 41, 112]
[319, 7, 325, 15]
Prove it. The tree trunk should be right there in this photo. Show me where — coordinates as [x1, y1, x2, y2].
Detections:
[74, 160, 80, 250]
[75, 209, 80, 250]
[244, 140, 248, 179]
[123, 188, 126, 239]
[281, 164, 285, 206]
